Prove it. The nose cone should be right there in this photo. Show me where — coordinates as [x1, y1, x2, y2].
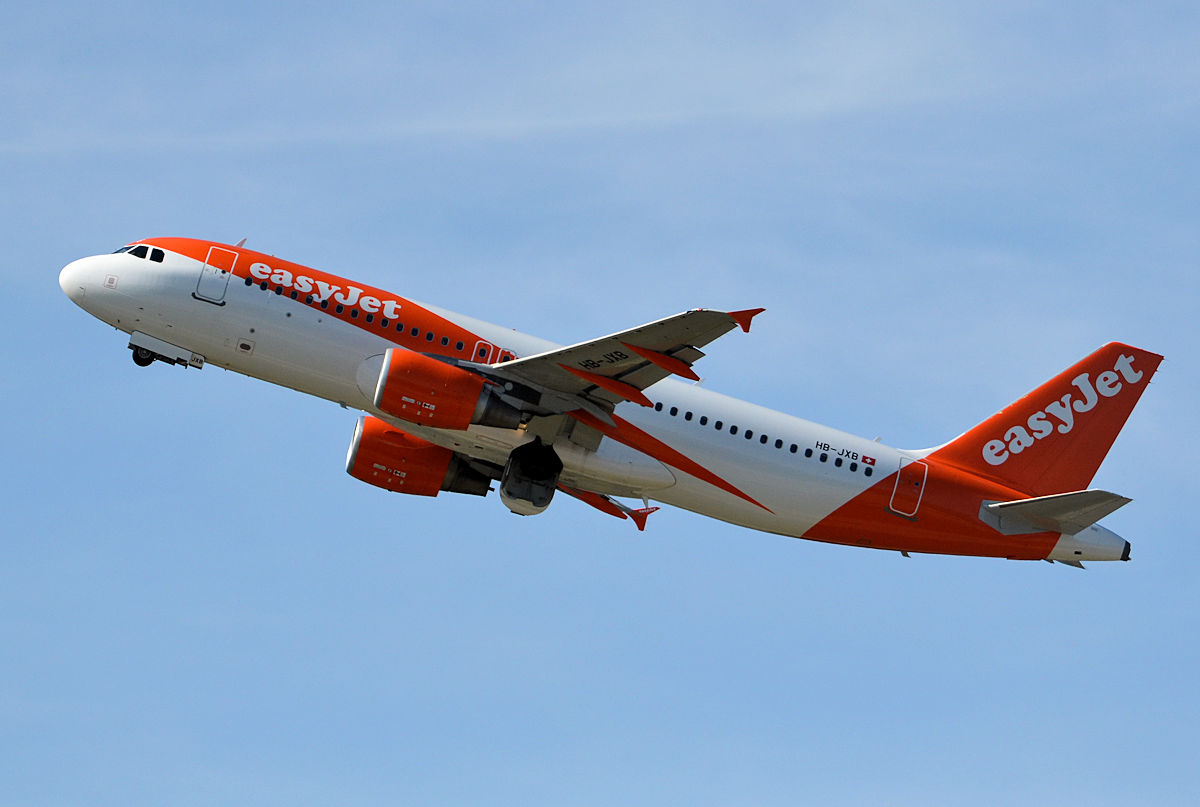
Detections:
[59, 258, 89, 304]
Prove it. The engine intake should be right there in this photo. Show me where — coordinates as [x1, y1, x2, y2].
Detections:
[346, 416, 491, 497]
[374, 348, 521, 431]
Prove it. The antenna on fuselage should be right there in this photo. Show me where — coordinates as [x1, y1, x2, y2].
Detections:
[235, 238, 247, 247]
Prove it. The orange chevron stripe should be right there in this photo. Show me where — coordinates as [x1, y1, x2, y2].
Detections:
[569, 409, 772, 513]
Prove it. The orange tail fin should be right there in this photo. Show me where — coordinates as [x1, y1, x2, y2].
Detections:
[929, 343, 1163, 495]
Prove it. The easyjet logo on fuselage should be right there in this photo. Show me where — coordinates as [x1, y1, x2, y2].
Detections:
[248, 262, 403, 320]
[982, 353, 1144, 466]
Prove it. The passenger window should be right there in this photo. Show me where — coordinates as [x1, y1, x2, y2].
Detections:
[456, 341, 465, 351]
[745, 430, 754, 440]
[789, 444, 798, 453]
[820, 453, 828, 462]
[761, 435, 769, 445]
[834, 457, 843, 467]
[699, 416, 708, 426]
[805, 448, 813, 458]
[684, 411, 693, 421]
[441, 336, 450, 346]
[730, 425, 738, 435]
[865, 467, 873, 477]
[670, 407, 678, 416]
[150, 248, 164, 262]
[715, 420, 723, 430]
[654, 402, 663, 412]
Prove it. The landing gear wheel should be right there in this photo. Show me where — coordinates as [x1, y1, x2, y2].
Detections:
[131, 346, 156, 367]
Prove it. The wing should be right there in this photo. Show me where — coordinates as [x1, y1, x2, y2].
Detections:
[477, 308, 764, 421]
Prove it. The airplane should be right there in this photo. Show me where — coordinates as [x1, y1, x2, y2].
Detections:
[59, 238, 1163, 566]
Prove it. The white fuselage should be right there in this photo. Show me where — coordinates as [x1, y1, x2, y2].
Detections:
[60, 240, 1138, 562]
[60, 248, 893, 536]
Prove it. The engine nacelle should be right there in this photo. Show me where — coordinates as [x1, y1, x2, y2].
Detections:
[499, 439, 564, 516]
[374, 348, 521, 431]
[346, 416, 492, 497]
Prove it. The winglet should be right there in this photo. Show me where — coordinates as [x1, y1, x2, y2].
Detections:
[629, 507, 660, 531]
[729, 308, 765, 333]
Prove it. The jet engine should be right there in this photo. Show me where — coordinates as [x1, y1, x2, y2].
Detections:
[374, 348, 521, 431]
[346, 416, 492, 497]
[499, 438, 564, 516]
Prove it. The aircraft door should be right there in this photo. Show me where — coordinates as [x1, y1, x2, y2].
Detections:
[889, 458, 927, 517]
[194, 246, 238, 304]
[473, 340, 496, 363]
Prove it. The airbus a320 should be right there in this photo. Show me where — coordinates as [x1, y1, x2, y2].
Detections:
[60, 238, 1163, 566]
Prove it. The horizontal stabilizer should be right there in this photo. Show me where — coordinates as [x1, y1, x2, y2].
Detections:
[981, 490, 1131, 536]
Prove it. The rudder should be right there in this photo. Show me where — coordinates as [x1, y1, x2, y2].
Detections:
[929, 343, 1163, 496]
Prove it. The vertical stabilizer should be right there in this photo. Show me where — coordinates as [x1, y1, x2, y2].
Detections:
[929, 343, 1162, 495]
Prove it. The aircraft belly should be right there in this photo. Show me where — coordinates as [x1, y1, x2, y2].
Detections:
[556, 438, 676, 493]
[649, 467, 875, 539]
[410, 424, 677, 498]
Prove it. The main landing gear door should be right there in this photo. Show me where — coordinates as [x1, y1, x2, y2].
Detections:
[194, 246, 238, 305]
[889, 458, 928, 517]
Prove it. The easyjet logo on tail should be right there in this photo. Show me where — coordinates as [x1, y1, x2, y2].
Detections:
[982, 353, 1144, 466]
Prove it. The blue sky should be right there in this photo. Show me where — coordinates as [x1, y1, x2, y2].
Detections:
[4, 2, 1198, 804]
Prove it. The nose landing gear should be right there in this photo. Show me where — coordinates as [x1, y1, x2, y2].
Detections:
[131, 345, 157, 367]
[126, 332, 205, 369]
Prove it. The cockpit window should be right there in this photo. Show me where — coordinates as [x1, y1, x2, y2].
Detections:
[114, 244, 165, 261]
